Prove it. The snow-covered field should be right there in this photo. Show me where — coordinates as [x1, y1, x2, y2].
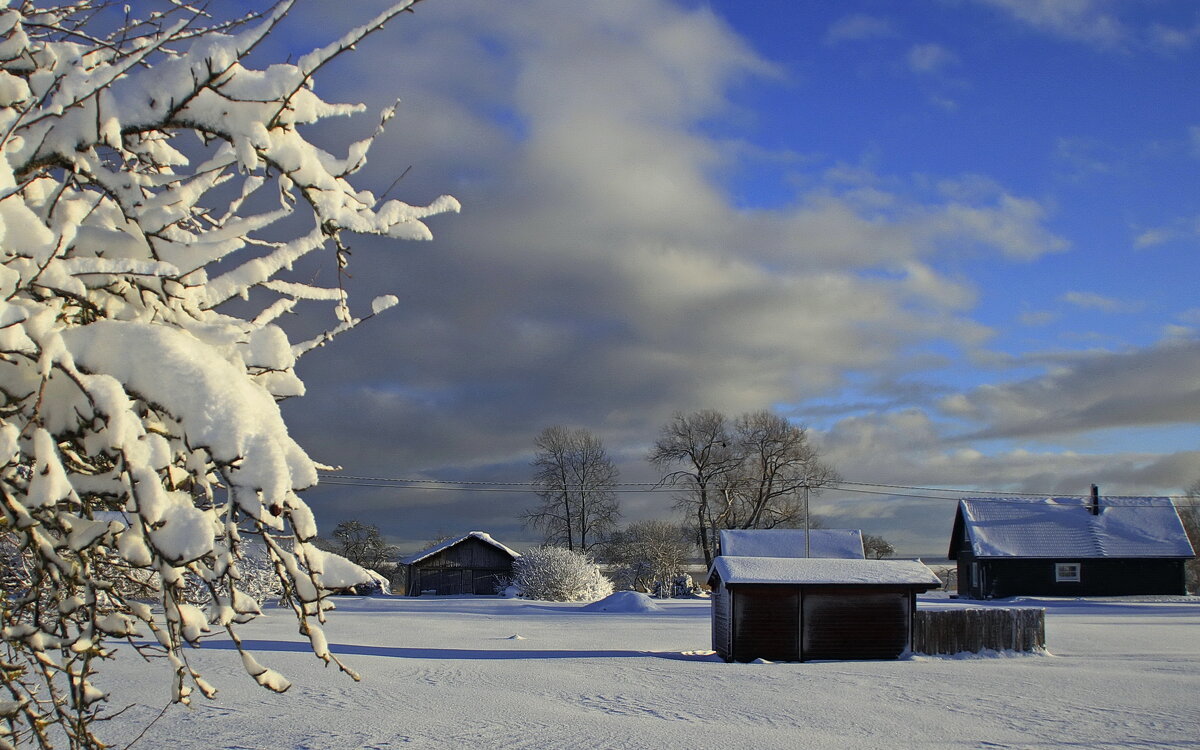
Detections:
[97, 594, 1200, 749]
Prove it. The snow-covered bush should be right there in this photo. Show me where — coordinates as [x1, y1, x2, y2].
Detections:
[0, 2, 455, 748]
[508, 547, 613, 602]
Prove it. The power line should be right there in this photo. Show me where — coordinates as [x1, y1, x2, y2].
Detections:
[314, 473, 1198, 504]
[317, 479, 537, 494]
[316, 478, 675, 493]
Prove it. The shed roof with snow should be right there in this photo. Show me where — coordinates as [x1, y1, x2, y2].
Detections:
[718, 528, 865, 559]
[709, 556, 941, 587]
[399, 531, 521, 565]
[949, 497, 1195, 560]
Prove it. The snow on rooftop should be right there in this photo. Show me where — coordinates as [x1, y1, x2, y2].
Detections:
[959, 497, 1196, 559]
[710, 556, 941, 587]
[718, 528, 865, 559]
[399, 531, 521, 565]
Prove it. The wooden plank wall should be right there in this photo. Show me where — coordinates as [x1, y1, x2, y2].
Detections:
[913, 608, 1045, 655]
[710, 585, 732, 660]
[801, 590, 910, 661]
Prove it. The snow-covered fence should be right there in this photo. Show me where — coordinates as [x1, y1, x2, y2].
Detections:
[913, 608, 1045, 655]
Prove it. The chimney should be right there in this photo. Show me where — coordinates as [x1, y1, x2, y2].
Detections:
[1090, 484, 1100, 515]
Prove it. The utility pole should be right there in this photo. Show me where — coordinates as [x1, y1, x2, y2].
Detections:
[803, 484, 811, 558]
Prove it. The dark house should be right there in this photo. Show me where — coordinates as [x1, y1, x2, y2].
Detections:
[707, 556, 940, 662]
[398, 532, 520, 596]
[949, 495, 1195, 599]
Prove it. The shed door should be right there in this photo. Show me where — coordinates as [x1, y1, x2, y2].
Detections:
[732, 586, 800, 662]
[801, 590, 910, 661]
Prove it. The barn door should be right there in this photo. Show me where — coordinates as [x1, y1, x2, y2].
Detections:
[801, 590, 910, 661]
[425, 569, 470, 595]
[473, 570, 503, 595]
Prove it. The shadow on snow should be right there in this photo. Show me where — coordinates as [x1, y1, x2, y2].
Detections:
[193, 639, 723, 662]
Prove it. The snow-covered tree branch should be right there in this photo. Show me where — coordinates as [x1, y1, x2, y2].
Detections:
[0, 1, 455, 747]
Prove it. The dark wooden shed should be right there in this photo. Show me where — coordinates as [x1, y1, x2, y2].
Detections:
[949, 496, 1195, 599]
[707, 557, 941, 662]
[399, 532, 520, 596]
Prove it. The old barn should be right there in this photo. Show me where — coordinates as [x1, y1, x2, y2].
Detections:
[708, 556, 941, 662]
[949, 494, 1195, 599]
[398, 532, 521, 596]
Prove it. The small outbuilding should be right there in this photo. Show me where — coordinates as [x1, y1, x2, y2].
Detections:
[719, 528, 865, 559]
[949, 494, 1195, 599]
[707, 556, 941, 662]
[398, 531, 520, 596]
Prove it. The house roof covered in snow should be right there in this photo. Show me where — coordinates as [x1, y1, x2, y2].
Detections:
[708, 556, 941, 587]
[718, 528, 865, 559]
[950, 497, 1196, 560]
[399, 531, 521, 566]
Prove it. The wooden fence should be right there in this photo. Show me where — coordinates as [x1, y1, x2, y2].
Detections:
[913, 608, 1045, 655]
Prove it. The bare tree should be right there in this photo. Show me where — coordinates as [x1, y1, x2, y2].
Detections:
[647, 410, 738, 566]
[324, 521, 398, 573]
[603, 520, 694, 596]
[725, 410, 840, 530]
[525, 427, 620, 552]
[649, 409, 839, 566]
[862, 533, 896, 559]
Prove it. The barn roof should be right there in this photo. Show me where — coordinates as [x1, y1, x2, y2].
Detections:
[399, 531, 521, 565]
[708, 556, 941, 587]
[718, 528, 865, 559]
[951, 497, 1196, 560]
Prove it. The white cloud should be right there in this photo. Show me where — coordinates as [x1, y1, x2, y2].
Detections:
[973, 0, 1200, 53]
[1162, 324, 1195, 341]
[817, 406, 1200, 553]
[1133, 215, 1200, 250]
[270, 0, 1185, 555]
[1148, 21, 1200, 54]
[926, 194, 1069, 260]
[1061, 291, 1136, 313]
[287, 0, 1070, 445]
[1134, 227, 1175, 250]
[1054, 136, 1120, 179]
[933, 338, 1200, 440]
[1019, 310, 1058, 327]
[823, 407, 1197, 495]
[825, 13, 897, 44]
[907, 43, 958, 74]
[972, 0, 1126, 47]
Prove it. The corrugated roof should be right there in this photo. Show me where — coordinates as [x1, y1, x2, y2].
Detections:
[709, 556, 941, 587]
[958, 497, 1195, 559]
[718, 528, 865, 559]
[399, 531, 521, 565]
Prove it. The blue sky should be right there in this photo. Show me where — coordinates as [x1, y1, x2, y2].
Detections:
[279, 0, 1200, 556]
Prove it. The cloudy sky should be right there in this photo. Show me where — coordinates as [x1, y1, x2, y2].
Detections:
[270, 0, 1200, 556]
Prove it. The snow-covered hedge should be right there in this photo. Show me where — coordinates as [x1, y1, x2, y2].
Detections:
[508, 547, 614, 602]
[0, 2, 454, 747]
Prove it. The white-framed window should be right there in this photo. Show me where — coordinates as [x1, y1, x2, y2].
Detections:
[1055, 562, 1081, 582]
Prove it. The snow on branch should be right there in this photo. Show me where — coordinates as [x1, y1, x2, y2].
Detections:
[0, 2, 454, 747]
